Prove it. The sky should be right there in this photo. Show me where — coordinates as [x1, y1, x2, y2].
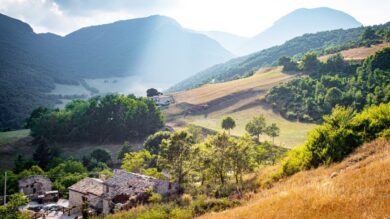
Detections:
[0, 0, 389, 37]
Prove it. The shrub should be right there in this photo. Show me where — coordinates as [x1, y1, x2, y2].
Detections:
[148, 192, 163, 204]
[170, 208, 193, 219]
[180, 194, 193, 206]
[191, 197, 240, 215]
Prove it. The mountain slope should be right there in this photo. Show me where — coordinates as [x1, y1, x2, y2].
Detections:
[202, 31, 248, 55]
[238, 7, 362, 55]
[169, 22, 390, 93]
[199, 139, 390, 218]
[0, 14, 233, 130]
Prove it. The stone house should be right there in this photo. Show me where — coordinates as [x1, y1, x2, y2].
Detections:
[68, 177, 104, 213]
[19, 176, 52, 199]
[102, 169, 176, 213]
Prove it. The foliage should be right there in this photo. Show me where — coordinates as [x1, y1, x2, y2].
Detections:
[143, 131, 171, 155]
[254, 141, 288, 165]
[301, 52, 320, 73]
[278, 56, 299, 72]
[280, 103, 390, 176]
[121, 150, 155, 173]
[266, 48, 390, 122]
[146, 88, 162, 97]
[158, 131, 194, 189]
[48, 160, 88, 196]
[245, 115, 267, 142]
[28, 94, 164, 142]
[90, 149, 111, 164]
[0, 193, 29, 219]
[148, 192, 163, 203]
[221, 116, 236, 133]
[191, 197, 240, 216]
[170, 23, 390, 92]
[117, 141, 133, 160]
[265, 123, 280, 144]
[32, 137, 59, 169]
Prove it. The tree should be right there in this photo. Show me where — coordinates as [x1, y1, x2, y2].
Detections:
[143, 131, 171, 155]
[265, 123, 280, 144]
[158, 130, 194, 190]
[90, 149, 111, 164]
[301, 52, 320, 74]
[13, 155, 36, 174]
[117, 141, 133, 160]
[324, 87, 343, 109]
[147, 88, 161, 97]
[32, 137, 55, 169]
[245, 115, 267, 142]
[203, 132, 233, 185]
[121, 150, 154, 173]
[278, 56, 299, 72]
[361, 27, 378, 41]
[227, 134, 256, 188]
[0, 193, 29, 218]
[221, 116, 236, 134]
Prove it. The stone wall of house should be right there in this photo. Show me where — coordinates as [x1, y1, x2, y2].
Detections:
[18, 176, 52, 198]
[69, 190, 84, 211]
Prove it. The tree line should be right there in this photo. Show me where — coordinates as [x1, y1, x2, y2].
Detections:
[26, 94, 165, 142]
[267, 48, 390, 122]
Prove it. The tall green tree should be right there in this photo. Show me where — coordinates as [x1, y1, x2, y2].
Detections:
[203, 132, 233, 185]
[265, 123, 280, 144]
[227, 134, 256, 188]
[221, 116, 236, 134]
[143, 131, 171, 155]
[245, 115, 267, 142]
[158, 131, 194, 190]
[301, 52, 320, 74]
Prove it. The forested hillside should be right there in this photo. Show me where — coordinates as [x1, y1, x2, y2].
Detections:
[169, 22, 390, 92]
[266, 48, 390, 122]
[0, 14, 232, 131]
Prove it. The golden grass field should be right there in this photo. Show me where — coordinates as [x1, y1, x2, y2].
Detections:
[319, 42, 390, 61]
[165, 67, 316, 148]
[199, 139, 390, 219]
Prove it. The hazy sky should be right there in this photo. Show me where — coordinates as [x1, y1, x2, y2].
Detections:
[0, 0, 389, 37]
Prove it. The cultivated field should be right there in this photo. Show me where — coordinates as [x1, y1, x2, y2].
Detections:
[319, 42, 390, 61]
[165, 67, 316, 148]
[199, 139, 390, 219]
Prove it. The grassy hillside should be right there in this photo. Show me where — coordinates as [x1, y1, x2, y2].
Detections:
[165, 67, 316, 148]
[319, 42, 390, 61]
[199, 139, 390, 219]
[169, 22, 390, 92]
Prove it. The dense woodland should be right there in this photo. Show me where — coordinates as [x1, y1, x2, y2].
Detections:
[26, 94, 164, 142]
[266, 47, 390, 122]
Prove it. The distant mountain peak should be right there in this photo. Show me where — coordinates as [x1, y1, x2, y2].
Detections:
[235, 7, 362, 55]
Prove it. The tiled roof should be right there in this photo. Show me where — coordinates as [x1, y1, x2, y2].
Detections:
[68, 178, 104, 196]
[104, 170, 162, 196]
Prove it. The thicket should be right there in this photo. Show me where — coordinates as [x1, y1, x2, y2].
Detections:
[26, 94, 164, 142]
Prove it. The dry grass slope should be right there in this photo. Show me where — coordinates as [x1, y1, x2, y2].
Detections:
[319, 42, 390, 61]
[165, 67, 316, 148]
[199, 139, 390, 219]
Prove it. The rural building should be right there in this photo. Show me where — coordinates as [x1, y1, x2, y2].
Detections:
[102, 169, 176, 213]
[67, 169, 177, 214]
[19, 176, 52, 199]
[68, 177, 104, 214]
[151, 95, 173, 106]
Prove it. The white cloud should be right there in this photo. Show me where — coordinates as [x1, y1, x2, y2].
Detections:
[0, 0, 389, 36]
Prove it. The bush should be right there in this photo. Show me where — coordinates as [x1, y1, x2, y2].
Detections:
[180, 194, 193, 206]
[191, 197, 240, 215]
[148, 192, 163, 204]
[170, 208, 193, 219]
[280, 103, 390, 176]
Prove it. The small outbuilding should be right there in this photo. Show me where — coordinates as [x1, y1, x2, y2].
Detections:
[19, 176, 52, 199]
[68, 177, 104, 213]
